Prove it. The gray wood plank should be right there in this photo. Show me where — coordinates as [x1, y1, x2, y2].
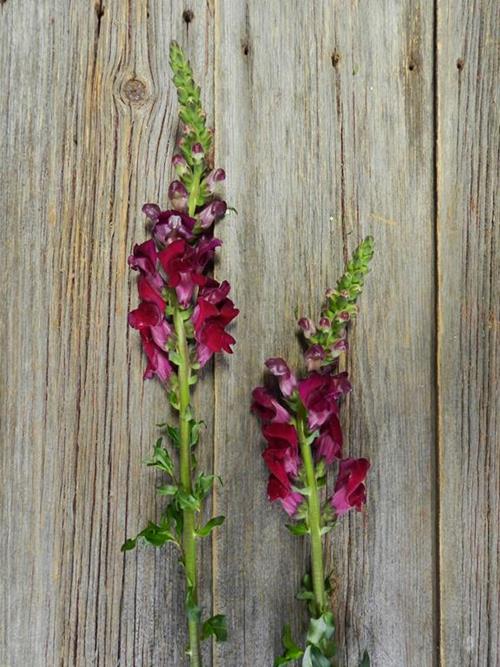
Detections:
[0, 1, 215, 664]
[437, 2, 499, 665]
[213, 1, 436, 665]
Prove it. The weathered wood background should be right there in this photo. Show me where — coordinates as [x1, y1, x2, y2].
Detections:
[1, 1, 498, 665]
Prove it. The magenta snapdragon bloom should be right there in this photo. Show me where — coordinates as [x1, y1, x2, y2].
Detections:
[128, 148, 237, 383]
[330, 457, 370, 515]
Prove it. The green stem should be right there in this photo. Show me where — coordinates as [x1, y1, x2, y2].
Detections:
[174, 306, 201, 667]
[297, 417, 326, 613]
[188, 164, 202, 217]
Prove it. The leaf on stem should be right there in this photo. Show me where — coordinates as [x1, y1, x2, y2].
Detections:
[144, 440, 174, 476]
[201, 614, 227, 642]
[196, 515, 225, 538]
[274, 625, 304, 666]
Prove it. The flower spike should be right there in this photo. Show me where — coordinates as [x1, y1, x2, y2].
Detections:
[252, 239, 374, 666]
[122, 42, 237, 666]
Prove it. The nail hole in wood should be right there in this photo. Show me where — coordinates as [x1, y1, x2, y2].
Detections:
[331, 51, 341, 68]
[408, 61, 416, 71]
[183, 9, 194, 24]
[95, 1, 104, 19]
[242, 42, 250, 56]
[456, 58, 465, 71]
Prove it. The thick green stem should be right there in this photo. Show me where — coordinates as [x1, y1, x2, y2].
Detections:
[174, 306, 201, 667]
[298, 418, 326, 613]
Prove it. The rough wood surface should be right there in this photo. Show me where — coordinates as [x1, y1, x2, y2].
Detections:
[213, 2, 436, 665]
[437, 1, 499, 665]
[0, 1, 497, 666]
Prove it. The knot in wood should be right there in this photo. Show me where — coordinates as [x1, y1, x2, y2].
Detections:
[123, 78, 147, 104]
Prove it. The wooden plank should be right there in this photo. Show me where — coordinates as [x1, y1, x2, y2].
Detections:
[213, 1, 436, 665]
[0, 1, 215, 664]
[437, 2, 499, 665]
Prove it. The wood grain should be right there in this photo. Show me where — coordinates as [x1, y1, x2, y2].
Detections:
[436, 1, 499, 665]
[1, 1, 215, 664]
[213, 2, 436, 665]
[1, 1, 498, 666]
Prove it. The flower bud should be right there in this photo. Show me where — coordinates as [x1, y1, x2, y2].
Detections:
[325, 288, 335, 299]
[172, 153, 189, 177]
[142, 203, 161, 222]
[168, 180, 188, 211]
[304, 344, 325, 371]
[203, 168, 226, 193]
[192, 142, 204, 163]
[298, 317, 316, 338]
[338, 311, 350, 322]
[197, 199, 227, 229]
[319, 317, 331, 330]
[333, 338, 348, 352]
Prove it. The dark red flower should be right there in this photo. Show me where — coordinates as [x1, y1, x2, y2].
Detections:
[298, 371, 351, 430]
[137, 275, 166, 313]
[192, 279, 238, 366]
[153, 210, 196, 244]
[251, 387, 291, 423]
[158, 238, 221, 307]
[267, 477, 303, 516]
[140, 329, 172, 382]
[265, 357, 297, 397]
[262, 422, 300, 479]
[314, 414, 343, 464]
[128, 301, 172, 382]
[128, 239, 163, 290]
[330, 457, 370, 515]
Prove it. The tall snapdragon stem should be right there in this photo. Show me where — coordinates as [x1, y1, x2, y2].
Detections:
[297, 417, 326, 612]
[173, 304, 201, 667]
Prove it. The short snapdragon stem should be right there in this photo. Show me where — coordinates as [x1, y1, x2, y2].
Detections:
[174, 306, 201, 667]
[297, 417, 326, 613]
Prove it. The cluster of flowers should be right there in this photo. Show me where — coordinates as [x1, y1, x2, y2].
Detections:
[127, 149, 238, 381]
[252, 357, 370, 518]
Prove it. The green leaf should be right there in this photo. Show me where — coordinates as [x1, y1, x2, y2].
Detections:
[201, 614, 227, 642]
[189, 419, 206, 447]
[302, 645, 331, 667]
[196, 515, 225, 537]
[306, 612, 335, 648]
[359, 650, 370, 667]
[165, 424, 180, 448]
[121, 537, 137, 552]
[144, 442, 174, 476]
[176, 489, 200, 512]
[157, 484, 178, 496]
[286, 521, 309, 536]
[169, 350, 183, 366]
[274, 625, 304, 666]
[193, 473, 221, 501]
[139, 521, 177, 547]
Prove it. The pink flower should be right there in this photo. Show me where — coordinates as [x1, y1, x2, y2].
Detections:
[298, 371, 351, 430]
[153, 210, 196, 244]
[314, 414, 343, 464]
[168, 180, 189, 211]
[192, 280, 238, 366]
[128, 239, 163, 290]
[265, 357, 297, 397]
[197, 199, 227, 230]
[304, 344, 326, 371]
[251, 387, 291, 423]
[331, 458, 370, 516]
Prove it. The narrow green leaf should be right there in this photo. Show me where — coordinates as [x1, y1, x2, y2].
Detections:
[176, 489, 200, 512]
[274, 625, 304, 666]
[201, 614, 227, 642]
[157, 484, 178, 496]
[196, 515, 225, 538]
[144, 443, 174, 476]
[286, 521, 309, 536]
[120, 538, 137, 552]
[359, 650, 370, 667]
